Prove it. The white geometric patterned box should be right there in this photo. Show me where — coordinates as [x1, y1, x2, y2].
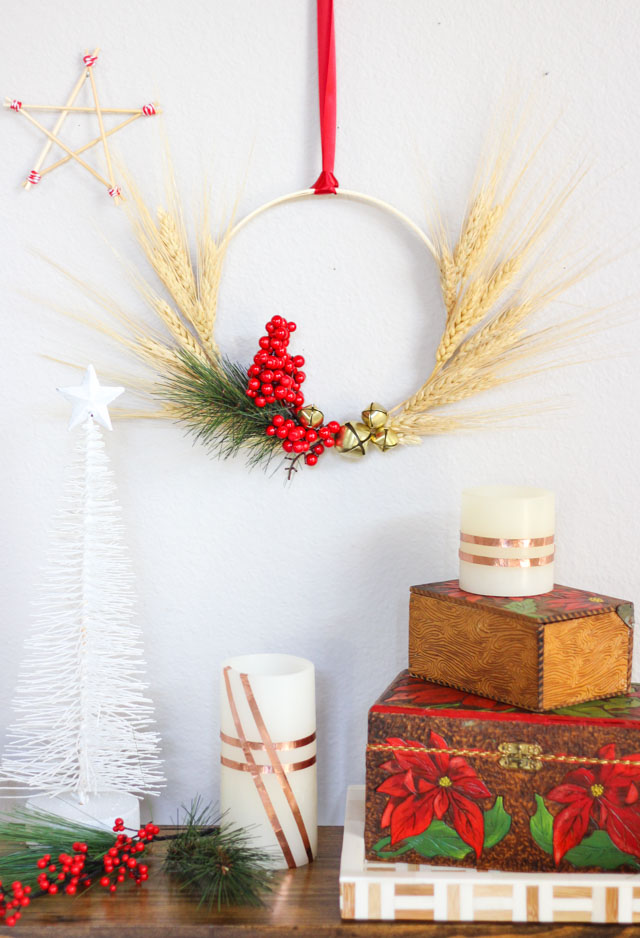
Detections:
[339, 786, 640, 923]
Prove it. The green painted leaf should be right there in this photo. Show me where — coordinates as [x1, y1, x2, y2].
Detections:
[606, 696, 640, 708]
[555, 696, 640, 718]
[371, 835, 412, 858]
[503, 598, 541, 617]
[408, 819, 471, 859]
[529, 796, 640, 869]
[376, 802, 511, 863]
[565, 829, 640, 870]
[483, 796, 511, 849]
[530, 793, 554, 853]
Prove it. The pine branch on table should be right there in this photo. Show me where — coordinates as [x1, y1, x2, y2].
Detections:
[163, 800, 274, 909]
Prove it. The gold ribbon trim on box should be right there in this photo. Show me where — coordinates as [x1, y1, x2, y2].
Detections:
[367, 742, 640, 772]
[458, 549, 555, 567]
[460, 533, 554, 548]
[222, 666, 315, 868]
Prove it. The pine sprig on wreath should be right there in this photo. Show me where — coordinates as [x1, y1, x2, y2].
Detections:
[163, 800, 273, 909]
[162, 351, 289, 467]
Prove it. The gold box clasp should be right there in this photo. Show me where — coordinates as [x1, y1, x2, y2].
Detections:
[498, 742, 543, 772]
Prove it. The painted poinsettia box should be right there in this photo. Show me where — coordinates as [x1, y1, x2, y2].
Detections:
[365, 670, 640, 874]
[409, 580, 633, 711]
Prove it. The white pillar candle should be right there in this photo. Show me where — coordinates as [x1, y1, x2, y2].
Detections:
[459, 486, 555, 597]
[220, 654, 317, 870]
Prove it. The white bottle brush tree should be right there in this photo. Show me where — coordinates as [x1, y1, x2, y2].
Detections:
[1, 366, 164, 821]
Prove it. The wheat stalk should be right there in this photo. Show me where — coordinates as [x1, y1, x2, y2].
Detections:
[451, 301, 533, 367]
[453, 194, 504, 280]
[438, 242, 459, 319]
[123, 175, 228, 351]
[134, 281, 210, 364]
[435, 254, 524, 365]
[386, 125, 607, 436]
[197, 228, 231, 355]
[157, 209, 196, 298]
[389, 396, 563, 442]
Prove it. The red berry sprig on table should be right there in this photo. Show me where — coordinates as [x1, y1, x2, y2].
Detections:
[0, 880, 31, 928]
[0, 807, 270, 926]
[35, 842, 91, 898]
[97, 820, 157, 893]
[246, 315, 340, 473]
[32, 819, 159, 909]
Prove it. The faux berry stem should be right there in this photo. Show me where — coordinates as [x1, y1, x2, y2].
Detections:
[0, 804, 273, 927]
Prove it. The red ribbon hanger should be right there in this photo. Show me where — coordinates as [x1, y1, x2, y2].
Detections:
[312, 0, 339, 194]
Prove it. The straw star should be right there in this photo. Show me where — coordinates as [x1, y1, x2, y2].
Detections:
[5, 49, 159, 203]
[58, 365, 124, 431]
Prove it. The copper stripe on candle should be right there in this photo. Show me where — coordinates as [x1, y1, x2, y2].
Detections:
[222, 667, 296, 869]
[220, 730, 316, 751]
[221, 754, 317, 774]
[459, 549, 555, 567]
[240, 672, 315, 865]
[460, 532, 554, 548]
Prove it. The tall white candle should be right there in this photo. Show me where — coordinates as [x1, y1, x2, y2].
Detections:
[459, 486, 555, 597]
[220, 654, 317, 870]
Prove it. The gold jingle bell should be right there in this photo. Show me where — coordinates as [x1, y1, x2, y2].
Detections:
[361, 402, 388, 430]
[298, 404, 324, 429]
[336, 421, 371, 457]
[371, 427, 399, 452]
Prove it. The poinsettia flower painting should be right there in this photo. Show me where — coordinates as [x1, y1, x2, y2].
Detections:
[546, 744, 640, 864]
[384, 677, 515, 712]
[376, 731, 492, 857]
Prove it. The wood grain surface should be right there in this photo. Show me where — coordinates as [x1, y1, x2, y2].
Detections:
[6, 825, 638, 937]
[409, 592, 631, 711]
[408, 592, 540, 709]
[542, 611, 631, 709]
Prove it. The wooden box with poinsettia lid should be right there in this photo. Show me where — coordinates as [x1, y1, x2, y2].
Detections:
[409, 580, 633, 711]
[365, 671, 640, 873]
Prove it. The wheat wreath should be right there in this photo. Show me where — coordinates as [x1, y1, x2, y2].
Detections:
[58, 118, 606, 479]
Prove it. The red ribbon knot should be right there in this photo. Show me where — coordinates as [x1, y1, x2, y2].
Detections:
[312, 0, 338, 194]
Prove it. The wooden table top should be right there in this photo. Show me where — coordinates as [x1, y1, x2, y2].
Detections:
[7, 826, 637, 937]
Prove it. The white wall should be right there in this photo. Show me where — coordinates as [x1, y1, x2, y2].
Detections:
[1, 0, 639, 825]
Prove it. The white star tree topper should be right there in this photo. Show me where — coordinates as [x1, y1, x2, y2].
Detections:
[57, 364, 124, 430]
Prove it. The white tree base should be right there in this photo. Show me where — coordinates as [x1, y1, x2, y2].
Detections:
[27, 791, 140, 833]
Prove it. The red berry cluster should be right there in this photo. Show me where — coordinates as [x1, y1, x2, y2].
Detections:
[36, 841, 91, 897]
[246, 315, 304, 409]
[97, 818, 157, 893]
[265, 415, 341, 466]
[246, 315, 340, 469]
[0, 880, 31, 928]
